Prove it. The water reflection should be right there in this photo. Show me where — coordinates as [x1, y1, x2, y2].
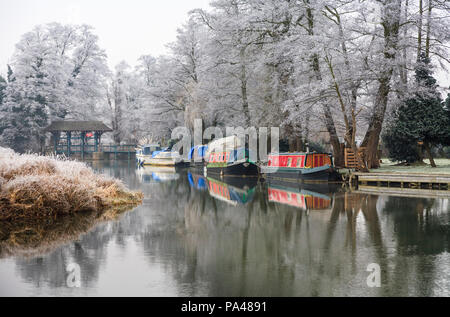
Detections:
[266, 180, 334, 210]
[0, 161, 449, 296]
[136, 166, 180, 184]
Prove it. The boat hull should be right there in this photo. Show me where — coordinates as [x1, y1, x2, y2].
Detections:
[263, 165, 341, 183]
[136, 155, 176, 166]
[207, 162, 259, 177]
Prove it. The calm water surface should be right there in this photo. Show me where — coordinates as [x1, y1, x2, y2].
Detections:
[0, 161, 449, 296]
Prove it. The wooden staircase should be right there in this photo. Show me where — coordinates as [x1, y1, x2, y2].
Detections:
[344, 147, 365, 169]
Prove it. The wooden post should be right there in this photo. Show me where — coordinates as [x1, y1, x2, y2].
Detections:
[81, 131, 85, 160]
[53, 132, 58, 153]
[94, 131, 99, 152]
[67, 131, 71, 157]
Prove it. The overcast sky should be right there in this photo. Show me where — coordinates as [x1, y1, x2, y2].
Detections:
[0, 0, 449, 90]
[0, 0, 211, 74]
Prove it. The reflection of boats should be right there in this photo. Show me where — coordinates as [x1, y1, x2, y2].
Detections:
[205, 136, 259, 176]
[206, 176, 257, 206]
[262, 152, 341, 182]
[188, 171, 208, 190]
[136, 166, 179, 183]
[267, 180, 332, 210]
[136, 144, 179, 166]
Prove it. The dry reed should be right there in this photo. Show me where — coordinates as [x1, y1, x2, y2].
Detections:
[0, 147, 143, 221]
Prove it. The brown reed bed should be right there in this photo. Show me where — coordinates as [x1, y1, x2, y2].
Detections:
[0, 147, 143, 221]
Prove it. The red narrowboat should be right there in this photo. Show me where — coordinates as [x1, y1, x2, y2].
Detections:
[262, 152, 341, 182]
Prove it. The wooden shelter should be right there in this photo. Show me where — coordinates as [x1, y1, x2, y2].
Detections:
[44, 121, 112, 158]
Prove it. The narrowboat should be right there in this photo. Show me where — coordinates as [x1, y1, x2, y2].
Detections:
[267, 182, 332, 211]
[188, 145, 208, 167]
[136, 144, 180, 166]
[206, 175, 257, 206]
[205, 136, 259, 177]
[262, 152, 341, 182]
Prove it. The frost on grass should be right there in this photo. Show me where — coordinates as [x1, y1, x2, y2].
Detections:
[0, 147, 143, 221]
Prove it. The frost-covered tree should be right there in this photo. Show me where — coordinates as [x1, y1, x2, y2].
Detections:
[0, 23, 108, 152]
[0, 75, 6, 106]
[0, 67, 49, 153]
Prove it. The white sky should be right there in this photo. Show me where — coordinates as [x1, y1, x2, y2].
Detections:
[0, 0, 448, 90]
[0, 0, 211, 74]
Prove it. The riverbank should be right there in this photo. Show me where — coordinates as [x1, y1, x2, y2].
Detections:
[371, 158, 450, 174]
[339, 158, 450, 175]
[0, 147, 143, 221]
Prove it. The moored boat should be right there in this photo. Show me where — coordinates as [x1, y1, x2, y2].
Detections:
[262, 152, 341, 183]
[205, 136, 259, 177]
[136, 144, 179, 166]
[188, 145, 208, 168]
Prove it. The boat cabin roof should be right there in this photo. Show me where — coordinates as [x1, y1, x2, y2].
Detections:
[269, 152, 332, 156]
[206, 136, 245, 155]
[142, 144, 161, 148]
[188, 145, 208, 160]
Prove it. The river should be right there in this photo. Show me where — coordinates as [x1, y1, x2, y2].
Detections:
[0, 160, 449, 296]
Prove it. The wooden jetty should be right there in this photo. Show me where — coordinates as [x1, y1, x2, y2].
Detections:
[351, 172, 450, 191]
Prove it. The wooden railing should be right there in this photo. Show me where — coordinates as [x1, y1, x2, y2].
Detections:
[46, 144, 136, 155]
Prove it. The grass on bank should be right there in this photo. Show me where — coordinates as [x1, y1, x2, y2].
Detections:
[371, 158, 450, 174]
[0, 147, 143, 221]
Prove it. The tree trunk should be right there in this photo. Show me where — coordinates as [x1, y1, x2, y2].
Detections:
[296, 137, 303, 152]
[399, 0, 409, 98]
[240, 50, 251, 127]
[362, 0, 401, 169]
[322, 103, 344, 166]
[289, 138, 296, 152]
[417, 143, 425, 163]
[425, 0, 432, 58]
[423, 141, 436, 167]
[361, 77, 391, 168]
[417, 0, 423, 61]
[304, 2, 344, 167]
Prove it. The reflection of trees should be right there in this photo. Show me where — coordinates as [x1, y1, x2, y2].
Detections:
[144, 181, 395, 296]
[154, 184, 448, 296]
[382, 196, 449, 296]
